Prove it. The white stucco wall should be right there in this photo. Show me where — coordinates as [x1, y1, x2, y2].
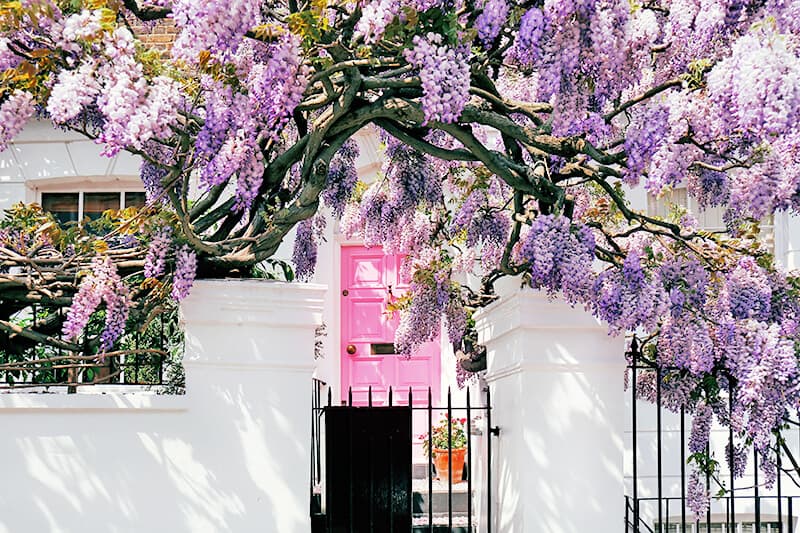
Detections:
[476, 289, 626, 533]
[0, 280, 324, 533]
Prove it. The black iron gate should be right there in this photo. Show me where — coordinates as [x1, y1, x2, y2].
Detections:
[326, 405, 412, 532]
[626, 350, 800, 532]
[311, 381, 496, 533]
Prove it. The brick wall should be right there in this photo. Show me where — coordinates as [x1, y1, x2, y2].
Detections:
[130, 19, 178, 55]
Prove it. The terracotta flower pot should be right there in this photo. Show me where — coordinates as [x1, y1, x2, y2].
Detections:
[432, 447, 467, 484]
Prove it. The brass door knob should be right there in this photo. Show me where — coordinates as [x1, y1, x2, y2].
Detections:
[346, 344, 357, 355]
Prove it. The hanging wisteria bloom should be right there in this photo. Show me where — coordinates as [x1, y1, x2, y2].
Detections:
[172, 245, 197, 301]
[144, 226, 173, 279]
[0, 91, 35, 152]
[404, 33, 471, 124]
[62, 255, 131, 352]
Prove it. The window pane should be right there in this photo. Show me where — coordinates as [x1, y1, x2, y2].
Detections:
[41, 193, 79, 225]
[124, 192, 146, 209]
[84, 192, 120, 221]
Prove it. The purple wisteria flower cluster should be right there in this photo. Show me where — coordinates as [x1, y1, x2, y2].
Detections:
[404, 33, 471, 124]
[62, 255, 131, 353]
[322, 140, 360, 218]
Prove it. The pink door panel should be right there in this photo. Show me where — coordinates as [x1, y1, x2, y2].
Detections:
[341, 246, 441, 406]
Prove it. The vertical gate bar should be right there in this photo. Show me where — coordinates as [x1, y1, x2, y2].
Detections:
[310, 381, 314, 514]
[666, 498, 670, 533]
[778, 439, 783, 533]
[408, 387, 412, 408]
[389, 433, 394, 533]
[657, 367, 663, 533]
[368, 386, 372, 407]
[755, 448, 761, 533]
[467, 388, 473, 533]
[729, 390, 735, 526]
[447, 387, 453, 531]
[348, 389, 353, 533]
[328, 387, 332, 407]
[369, 432, 374, 532]
[726, 497, 730, 533]
[633, 363, 639, 533]
[428, 387, 433, 533]
[487, 386, 493, 533]
[389, 386, 393, 407]
[788, 498, 793, 533]
[682, 407, 687, 532]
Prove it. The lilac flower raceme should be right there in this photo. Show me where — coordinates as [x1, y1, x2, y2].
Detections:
[404, 33, 471, 124]
[322, 140, 360, 217]
[171, 0, 261, 63]
[0, 91, 35, 152]
[140, 160, 169, 204]
[395, 276, 444, 356]
[144, 226, 173, 279]
[510, 7, 545, 66]
[475, 0, 509, 47]
[46, 60, 100, 123]
[247, 34, 310, 138]
[172, 245, 197, 301]
[292, 216, 326, 281]
[517, 215, 596, 306]
[726, 256, 772, 321]
[689, 403, 713, 454]
[355, 0, 401, 44]
[623, 104, 669, 186]
[445, 296, 467, 345]
[687, 470, 710, 517]
[62, 255, 131, 352]
[707, 29, 800, 140]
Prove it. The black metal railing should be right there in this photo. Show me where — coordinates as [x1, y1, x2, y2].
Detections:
[311, 377, 326, 513]
[0, 302, 182, 391]
[626, 357, 800, 532]
[311, 383, 497, 532]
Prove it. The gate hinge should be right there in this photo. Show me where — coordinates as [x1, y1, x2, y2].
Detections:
[489, 426, 501, 437]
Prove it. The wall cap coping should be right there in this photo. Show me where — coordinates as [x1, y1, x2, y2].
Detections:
[180, 279, 326, 327]
[474, 288, 608, 346]
[0, 391, 189, 412]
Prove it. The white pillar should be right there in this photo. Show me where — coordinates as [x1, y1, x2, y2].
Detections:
[775, 211, 800, 270]
[180, 279, 325, 533]
[474, 289, 625, 533]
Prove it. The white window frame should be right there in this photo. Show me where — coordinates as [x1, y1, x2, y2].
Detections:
[27, 177, 146, 221]
[39, 190, 146, 220]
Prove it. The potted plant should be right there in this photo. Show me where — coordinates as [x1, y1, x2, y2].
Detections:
[420, 417, 468, 484]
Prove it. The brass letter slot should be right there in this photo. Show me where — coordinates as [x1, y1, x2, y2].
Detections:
[370, 343, 396, 355]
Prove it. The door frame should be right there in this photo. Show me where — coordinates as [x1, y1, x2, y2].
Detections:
[338, 243, 443, 407]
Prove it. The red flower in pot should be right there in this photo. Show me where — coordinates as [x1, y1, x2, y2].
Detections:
[420, 416, 468, 484]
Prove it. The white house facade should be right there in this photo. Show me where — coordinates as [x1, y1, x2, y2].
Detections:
[1, 122, 799, 532]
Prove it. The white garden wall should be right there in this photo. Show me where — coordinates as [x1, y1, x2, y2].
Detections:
[475, 289, 626, 533]
[0, 280, 324, 533]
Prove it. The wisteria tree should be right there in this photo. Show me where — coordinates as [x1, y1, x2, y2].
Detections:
[1, 0, 800, 513]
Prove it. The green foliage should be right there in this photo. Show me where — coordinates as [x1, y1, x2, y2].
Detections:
[420, 416, 469, 455]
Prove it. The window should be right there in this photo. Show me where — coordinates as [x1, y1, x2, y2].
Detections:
[40, 191, 146, 225]
[41, 193, 80, 225]
[647, 187, 774, 250]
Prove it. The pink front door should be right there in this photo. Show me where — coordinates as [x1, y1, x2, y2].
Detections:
[340, 246, 441, 406]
